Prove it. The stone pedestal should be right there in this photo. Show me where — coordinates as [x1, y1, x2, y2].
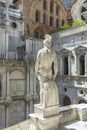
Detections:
[29, 104, 61, 130]
[34, 104, 59, 118]
[29, 113, 61, 130]
[77, 104, 87, 121]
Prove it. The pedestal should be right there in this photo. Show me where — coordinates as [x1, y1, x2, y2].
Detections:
[29, 113, 60, 130]
[34, 104, 59, 118]
[29, 104, 61, 130]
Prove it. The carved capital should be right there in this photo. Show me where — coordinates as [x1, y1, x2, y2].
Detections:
[5, 97, 12, 106]
[25, 94, 33, 102]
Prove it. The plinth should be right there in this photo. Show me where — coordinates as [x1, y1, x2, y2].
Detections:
[29, 104, 61, 130]
[34, 104, 59, 118]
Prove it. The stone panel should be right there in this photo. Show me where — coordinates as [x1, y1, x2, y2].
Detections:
[0, 105, 5, 129]
[9, 100, 25, 126]
[10, 80, 25, 96]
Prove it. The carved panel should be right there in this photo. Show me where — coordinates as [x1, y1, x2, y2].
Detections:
[10, 80, 25, 96]
[9, 100, 25, 126]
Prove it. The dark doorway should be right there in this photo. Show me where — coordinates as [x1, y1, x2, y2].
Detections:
[63, 96, 71, 106]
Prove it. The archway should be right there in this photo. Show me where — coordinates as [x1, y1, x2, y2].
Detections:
[74, 96, 87, 104]
[34, 27, 44, 39]
[63, 95, 71, 106]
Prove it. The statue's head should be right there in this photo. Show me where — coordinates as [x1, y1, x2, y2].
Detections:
[43, 34, 52, 48]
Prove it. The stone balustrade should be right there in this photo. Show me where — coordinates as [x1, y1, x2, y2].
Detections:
[3, 104, 87, 130]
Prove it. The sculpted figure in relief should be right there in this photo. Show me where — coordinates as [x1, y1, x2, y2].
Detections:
[35, 34, 59, 108]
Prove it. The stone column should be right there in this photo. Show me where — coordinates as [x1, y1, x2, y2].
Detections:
[85, 53, 87, 76]
[25, 67, 30, 119]
[60, 56, 63, 75]
[34, 69, 37, 96]
[5, 67, 10, 127]
[5, 106, 9, 127]
[29, 67, 34, 113]
[5, 30, 9, 60]
[6, 67, 10, 97]
[5, 1, 10, 59]
[6, 1, 9, 26]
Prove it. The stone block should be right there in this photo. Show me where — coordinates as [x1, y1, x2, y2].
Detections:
[77, 104, 87, 121]
[34, 104, 59, 118]
[29, 113, 61, 130]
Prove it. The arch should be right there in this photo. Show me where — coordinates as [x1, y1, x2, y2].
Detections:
[71, 0, 86, 21]
[34, 27, 44, 39]
[62, 95, 71, 106]
[79, 55, 85, 75]
[35, 10, 40, 22]
[73, 96, 87, 104]
[10, 70, 25, 80]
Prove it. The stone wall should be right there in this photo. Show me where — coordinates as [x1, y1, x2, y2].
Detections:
[0, 62, 39, 129]
[52, 24, 87, 106]
[3, 118, 37, 130]
[3, 104, 87, 130]
[22, 0, 68, 37]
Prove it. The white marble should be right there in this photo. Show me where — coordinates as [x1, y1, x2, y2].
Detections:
[35, 34, 59, 108]
[59, 120, 87, 130]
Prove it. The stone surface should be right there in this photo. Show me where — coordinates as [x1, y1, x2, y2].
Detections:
[77, 104, 87, 121]
[34, 104, 59, 118]
[3, 104, 87, 130]
[20, 0, 68, 37]
[29, 113, 61, 130]
[59, 120, 87, 130]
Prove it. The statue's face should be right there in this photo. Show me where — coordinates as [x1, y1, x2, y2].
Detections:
[44, 39, 52, 48]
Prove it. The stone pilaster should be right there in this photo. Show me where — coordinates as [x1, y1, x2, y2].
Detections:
[5, 30, 9, 60]
[25, 67, 30, 119]
[68, 55, 71, 75]
[5, 1, 10, 59]
[85, 53, 87, 76]
[6, 67, 10, 97]
[30, 67, 34, 113]
[5, 67, 12, 127]
[6, 1, 10, 26]
[60, 56, 63, 75]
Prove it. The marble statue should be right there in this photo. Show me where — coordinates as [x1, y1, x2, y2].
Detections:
[35, 34, 59, 108]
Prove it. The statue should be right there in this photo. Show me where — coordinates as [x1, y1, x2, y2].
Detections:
[35, 34, 59, 108]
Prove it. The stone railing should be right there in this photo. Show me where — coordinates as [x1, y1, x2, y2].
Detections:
[59, 24, 87, 38]
[3, 104, 87, 130]
[3, 117, 38, 130]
